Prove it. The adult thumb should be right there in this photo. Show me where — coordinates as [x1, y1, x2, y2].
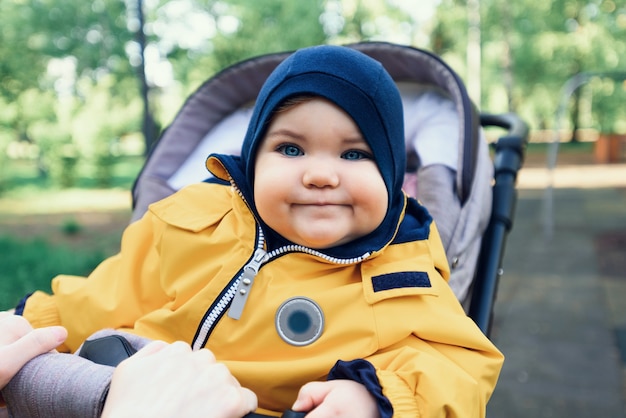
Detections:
[0, 326, 67, 387]
[13, 326, 67, 358]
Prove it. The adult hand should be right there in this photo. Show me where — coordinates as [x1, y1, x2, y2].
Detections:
[292, 380, 380, 418]
[0, 312, 67, 389]
[102, 340, 258, 418]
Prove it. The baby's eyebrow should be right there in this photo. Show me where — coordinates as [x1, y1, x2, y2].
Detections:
[341, 136, 370, 150]
[343, 136, 366, 144]
[266, 129, 305, 141]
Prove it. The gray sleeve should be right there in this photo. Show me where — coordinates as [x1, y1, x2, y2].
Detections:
[1, 353, 114, 418]
[1, 330, 153, 418]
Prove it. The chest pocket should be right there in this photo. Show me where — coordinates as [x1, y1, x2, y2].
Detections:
[361, 261, 441, 304]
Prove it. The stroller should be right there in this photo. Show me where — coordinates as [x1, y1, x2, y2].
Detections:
[1, 42, 528, 418]
[131, 41, 529, 336]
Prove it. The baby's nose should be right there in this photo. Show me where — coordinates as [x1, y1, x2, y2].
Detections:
[302, 159, 340, 188]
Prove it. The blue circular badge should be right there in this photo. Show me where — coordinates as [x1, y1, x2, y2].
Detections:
[275, 297, 324, 346]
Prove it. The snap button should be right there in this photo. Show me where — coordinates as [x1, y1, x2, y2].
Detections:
[275, 297, 324, 346]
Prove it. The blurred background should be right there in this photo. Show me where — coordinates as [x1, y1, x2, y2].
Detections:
[1, 1, 625, 416]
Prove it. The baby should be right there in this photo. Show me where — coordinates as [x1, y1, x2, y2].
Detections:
[6, 45, 503, 417]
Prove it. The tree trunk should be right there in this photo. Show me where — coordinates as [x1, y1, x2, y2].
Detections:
[136, 0, 156, 156]
[500, 0, 514, 113]
[467, 0, 481, 108]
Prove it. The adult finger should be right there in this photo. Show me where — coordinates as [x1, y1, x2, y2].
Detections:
[121, 341, 217, 366]
[212, 383, 258, 418]
[3, 326, 67, 359]
[0, 315, 32, 345]
[0, 326, 67, 387]
[241, 387, 258, 413]
[194, 347, 217, 363]
[0, 311, 13, 320]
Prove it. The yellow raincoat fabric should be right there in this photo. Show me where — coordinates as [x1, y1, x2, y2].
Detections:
[23, 178, 502, 417]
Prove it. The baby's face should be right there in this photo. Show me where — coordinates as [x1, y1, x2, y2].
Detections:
[253, 97, 388, 249]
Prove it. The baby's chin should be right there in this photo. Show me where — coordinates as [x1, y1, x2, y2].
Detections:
[291, 233, 359, 250]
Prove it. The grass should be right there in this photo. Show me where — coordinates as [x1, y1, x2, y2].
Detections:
[0, 156, 140, 311]
[0, 236, 107, 310]
[0, 209, 130, 311]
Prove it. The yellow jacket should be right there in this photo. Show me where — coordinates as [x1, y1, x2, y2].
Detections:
[24, 166, 503, 417]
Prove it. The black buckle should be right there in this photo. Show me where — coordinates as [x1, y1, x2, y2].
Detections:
[77, 335, 137, 367]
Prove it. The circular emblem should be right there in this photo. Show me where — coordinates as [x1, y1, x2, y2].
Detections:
[275, 297, 324, 346]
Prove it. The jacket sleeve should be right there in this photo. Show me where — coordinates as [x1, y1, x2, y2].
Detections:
[370, 332, 502, 418]
[22, 212, 169, 352]
[366, 279, 503, 418]
[330, 297, 503, 418]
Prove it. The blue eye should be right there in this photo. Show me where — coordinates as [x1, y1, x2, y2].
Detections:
[342, 150, 372, 161]
[277, 144, 303, 157]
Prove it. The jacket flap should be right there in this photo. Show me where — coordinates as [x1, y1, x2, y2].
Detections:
[149, 183, 232, 232]
[361, 259, 440, 304]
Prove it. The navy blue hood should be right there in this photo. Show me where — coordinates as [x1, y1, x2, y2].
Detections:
[242, 45, 406, 214]
[213, 45, 410, 258]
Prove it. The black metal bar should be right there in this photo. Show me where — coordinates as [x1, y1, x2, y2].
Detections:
[469, 113, 529, 335]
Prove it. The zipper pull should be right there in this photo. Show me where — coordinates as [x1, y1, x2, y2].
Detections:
[228, 248, 268, 320]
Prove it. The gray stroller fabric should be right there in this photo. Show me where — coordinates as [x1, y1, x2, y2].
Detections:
[1, 330, 152, 418]
[448, 132, 493, 304]
[416, 131, 493, 303]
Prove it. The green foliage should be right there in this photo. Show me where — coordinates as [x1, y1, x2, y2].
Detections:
[590, 76, 626, 133]
[94, 151, 118, 187]
[430, 0, 468, 57]
[0, 154, 142, 195]
[58, 153, 80, 188]
[0, 235, 105, 310]
[480, 0, 626, 131]
[0, 155, 136, 310]
[1, 0, 625, 169]
[60, 216, 83, 235]
[0, 2, 48, 101]
[208, 0, 327, 70]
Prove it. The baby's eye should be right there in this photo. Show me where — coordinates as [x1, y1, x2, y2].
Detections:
[342, 149, 372, 161]
[276, 144, 303, 157]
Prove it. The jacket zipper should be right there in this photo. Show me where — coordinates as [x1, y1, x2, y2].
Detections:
[227, 243, 371, 321]
[228, 246, 269, 320]
[192, 226, 266, 351]
[191, 171, 371, 350]
[192, 244, 370, 350]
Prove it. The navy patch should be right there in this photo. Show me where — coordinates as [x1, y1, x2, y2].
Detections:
[372, 271, 431, 292]
[275, 297, 324, 346]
